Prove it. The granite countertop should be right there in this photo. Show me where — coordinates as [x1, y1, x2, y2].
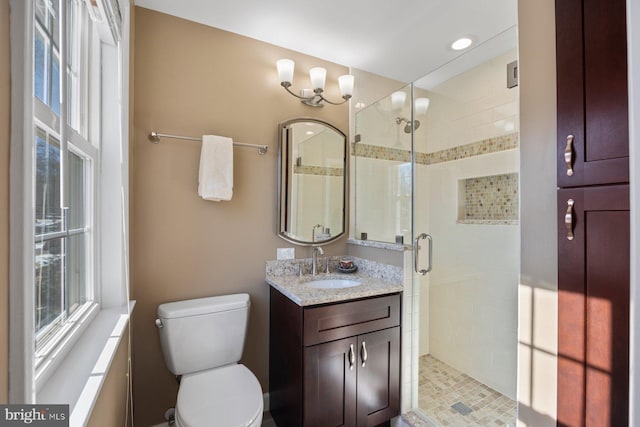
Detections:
[265, 257, 404, 307]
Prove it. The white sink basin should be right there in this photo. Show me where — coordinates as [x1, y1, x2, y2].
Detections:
[307, 279, 362, 289]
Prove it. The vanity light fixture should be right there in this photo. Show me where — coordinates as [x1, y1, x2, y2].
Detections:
[391, 91, 407, 111]
[276, 59, 354, 108]
[415, 97, 430, 115]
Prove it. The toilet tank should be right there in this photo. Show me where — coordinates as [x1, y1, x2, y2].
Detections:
[156, 294, 250, 375]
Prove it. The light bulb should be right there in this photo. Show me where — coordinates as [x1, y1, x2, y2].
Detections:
[276, 59, 295, 84]
[415, 98, 430, 115]
[391, 91, 407, 111]
[338, 75, 355, 98]
[309, 67, 327, 91]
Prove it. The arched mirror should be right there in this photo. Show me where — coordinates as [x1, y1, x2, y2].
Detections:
[278, 118, 347, 246]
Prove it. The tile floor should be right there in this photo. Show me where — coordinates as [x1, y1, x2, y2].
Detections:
[417, 355, 517, 426]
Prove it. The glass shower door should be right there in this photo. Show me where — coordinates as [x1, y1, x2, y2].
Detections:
[410, 39, 520, 427]
[354, 86, 413, 244]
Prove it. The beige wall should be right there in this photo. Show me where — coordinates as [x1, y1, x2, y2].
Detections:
[0, 0, 10, 403]
[517, 0, 558, 425]
[87, 326, 131, 427]
[131, 7, 349, 425]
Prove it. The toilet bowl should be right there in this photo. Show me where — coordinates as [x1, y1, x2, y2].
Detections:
[175, 365, 263, 427]
[156, 294, 263, 427]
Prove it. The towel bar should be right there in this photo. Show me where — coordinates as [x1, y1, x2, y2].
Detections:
[148, 131, 268, 155]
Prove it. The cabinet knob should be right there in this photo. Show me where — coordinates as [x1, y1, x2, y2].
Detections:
[564, 135, 574, 176]
[565, 199, 575, 241]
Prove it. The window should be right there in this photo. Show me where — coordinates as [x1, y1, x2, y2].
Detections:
[33, 0, 98, 376]
[10, 0, 129, 407]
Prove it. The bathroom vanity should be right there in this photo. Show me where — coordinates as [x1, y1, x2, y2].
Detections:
[267, 259, 403, 427]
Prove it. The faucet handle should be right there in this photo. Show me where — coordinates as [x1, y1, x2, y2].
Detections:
[299, 262, 304, 277]
[325, 258, 330, 274]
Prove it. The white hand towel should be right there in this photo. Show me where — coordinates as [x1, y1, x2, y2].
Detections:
[198, 135, 233, 201]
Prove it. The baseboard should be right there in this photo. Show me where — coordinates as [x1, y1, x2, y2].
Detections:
[263, 392, 270, 412]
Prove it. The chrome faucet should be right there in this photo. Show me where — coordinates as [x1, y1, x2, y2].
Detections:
[311, 247, 324, 276]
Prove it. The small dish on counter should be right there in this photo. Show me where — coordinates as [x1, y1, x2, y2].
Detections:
[337, 265, 358, 274]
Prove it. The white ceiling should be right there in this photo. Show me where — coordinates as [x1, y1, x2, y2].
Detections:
[133, 0, 517, 84]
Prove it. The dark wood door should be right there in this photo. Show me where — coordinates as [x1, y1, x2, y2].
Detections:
[304, 337, 358, 427]
[556, 0, 628, 187]
[356, 328, 400, 427]
[557, 185, 629, 427]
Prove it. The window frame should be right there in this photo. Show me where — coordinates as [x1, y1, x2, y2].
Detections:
[29, 0, 101, 389]
[10, 0, 130, 410]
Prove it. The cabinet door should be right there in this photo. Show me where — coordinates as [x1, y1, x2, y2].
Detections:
[356, 328, 400, 427]
[556, 0, 628, 187]
[304, 337, 357, 427]
[557, 185, 629, 427]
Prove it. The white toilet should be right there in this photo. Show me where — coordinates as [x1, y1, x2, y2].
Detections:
[156, 293, 263, 427]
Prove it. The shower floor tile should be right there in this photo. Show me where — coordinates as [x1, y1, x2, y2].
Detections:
[418, 355, 516, 426]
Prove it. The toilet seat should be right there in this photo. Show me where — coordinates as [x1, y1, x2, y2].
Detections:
[174, 364, 263, 427]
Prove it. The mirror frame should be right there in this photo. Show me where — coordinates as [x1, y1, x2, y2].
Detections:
[277, 117, 348, 246]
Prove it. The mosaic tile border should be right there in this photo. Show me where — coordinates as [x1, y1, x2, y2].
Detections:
[293, 165, 344, 176]
[421, 133, 519, 165]
[352, 143, 411, 162]
[353, 133, 519, 166]
[457, 219, 519, 225]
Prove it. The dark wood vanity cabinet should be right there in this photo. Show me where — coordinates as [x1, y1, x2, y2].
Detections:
[269, 288, 401, 427]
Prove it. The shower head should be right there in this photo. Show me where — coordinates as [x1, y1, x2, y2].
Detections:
[404, 120, 420, 133]
[396, 117, 421, 133]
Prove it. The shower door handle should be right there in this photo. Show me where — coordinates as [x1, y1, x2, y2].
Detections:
[414, 233, 433, 275]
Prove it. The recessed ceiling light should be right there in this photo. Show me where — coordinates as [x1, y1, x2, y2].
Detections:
[305, 131, 315, 135]
[451, 37, 473, 51]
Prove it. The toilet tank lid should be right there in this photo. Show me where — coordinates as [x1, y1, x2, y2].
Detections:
[158, 294, 250, 319]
